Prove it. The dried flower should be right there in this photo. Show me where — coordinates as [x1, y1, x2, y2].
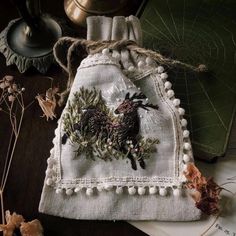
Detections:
[35, 87, 59, 121]
[12, 84, 18, 91]
[4, 76, 14, 82]
[0, 210, 25, 236]
[20, 219, 43, 236]
[184, 163, 222, 215]
[8, 95, 15, 103]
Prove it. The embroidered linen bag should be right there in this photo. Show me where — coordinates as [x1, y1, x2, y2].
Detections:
[39, 16, 201, 221]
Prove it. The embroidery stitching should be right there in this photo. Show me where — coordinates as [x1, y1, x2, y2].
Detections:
[62, 87, 159, 170]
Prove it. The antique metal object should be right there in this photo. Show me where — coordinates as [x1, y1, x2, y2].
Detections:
[64, 0, 128, 27]
[0, 0, 63, 73]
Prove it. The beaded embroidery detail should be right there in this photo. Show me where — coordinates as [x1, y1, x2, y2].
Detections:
[62, 87, 159, 170]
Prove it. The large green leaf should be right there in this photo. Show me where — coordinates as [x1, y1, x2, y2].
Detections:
[140, 0, 236, 159]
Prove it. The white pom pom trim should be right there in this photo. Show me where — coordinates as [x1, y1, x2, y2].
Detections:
[74, 187, 82, 193]
[159, 188, 167, 196]
[56, 188, 63, 194]
[160, 72, 168, 80]
[149, 186, 158, 195]
[66, 189, 73, 196]
[184, 142, 191, 150]
[138, 187, 146, 195]
[173, 99, 180, 106]
[183, 130, 190, 138]
[173, 188, 181, 197]
[157, 66, 164, 73]
[116, 186, 123, 195]
[178, 108, 185, 116]
[102, 48, 110, 55]
[86, 188, 94, 196]
[128, 186, 136, 195]
[164, 81, 172, 89]
[47, 158, 56, 168]
[183, 154, 191, 162]
[181, 119, 188, 127]
[45, 168, 55, 177]
[104, 184, 113, 191]
[167, 90, 175, 98]
[46, 178, 53, 186]
[97, 185, 104, 192]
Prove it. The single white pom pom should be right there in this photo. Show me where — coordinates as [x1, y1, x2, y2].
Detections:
[146, 57, 153, 65]
[46, 178, 53, 186]
[128, 186, 136, 195]
[149, 186, 158, 195]
[183, 154, 191, 162]
[45, 168, 54, 177]
[160, 73, 168, 80]
[74, 187, 82, 193]
[128, 66, 135, 72]
[56, 188, 63, 194]
[173, 99, 180, 106]
[181, 119, 188, 127]
[173, 188, 181, 197]
[138, 187, 146, 195]
[183, 130, 190, 138]
[184, 142, 191, 150]
[97, 186, 104, 192]
[164, 81, 172, 89]
[104, 184, 113, 191]
[159, 188, 167, 196]
[157, 66, 164, 73]
[102, 48, 110, 55]
[138, 60, 145, 68]
[86, 188, 94, 196]
[116, 187, 123, 195]
[167, 90, 175, 98]
[66, 189, 73, 196]
[178, 108, 185, 116]
[47, 158, 56, 168]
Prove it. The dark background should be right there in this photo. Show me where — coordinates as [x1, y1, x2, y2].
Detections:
[0, 0, 147, 235]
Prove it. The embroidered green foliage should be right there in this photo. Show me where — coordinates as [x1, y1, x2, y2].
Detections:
[62, 87, 159, 165]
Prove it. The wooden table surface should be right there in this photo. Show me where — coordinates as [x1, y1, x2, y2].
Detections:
[0, 0, 147, 235]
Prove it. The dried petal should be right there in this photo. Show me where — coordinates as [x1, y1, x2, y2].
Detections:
[12, 84, 18, 91]
[4, 76, 14, 81]
[0, 82, 7, 89]
[0, 210, 25, 236]
[20, 219, 43, 236]
[8, 95, 15, 102]
[36, 94, 56, 121]
[184, 163, 222, 215]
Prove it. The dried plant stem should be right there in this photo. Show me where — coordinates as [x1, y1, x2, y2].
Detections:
[1, 109, 24, 192]
[0, 190, 4, 225]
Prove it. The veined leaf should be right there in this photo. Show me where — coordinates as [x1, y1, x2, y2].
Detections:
[140, 0, 236, 159]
